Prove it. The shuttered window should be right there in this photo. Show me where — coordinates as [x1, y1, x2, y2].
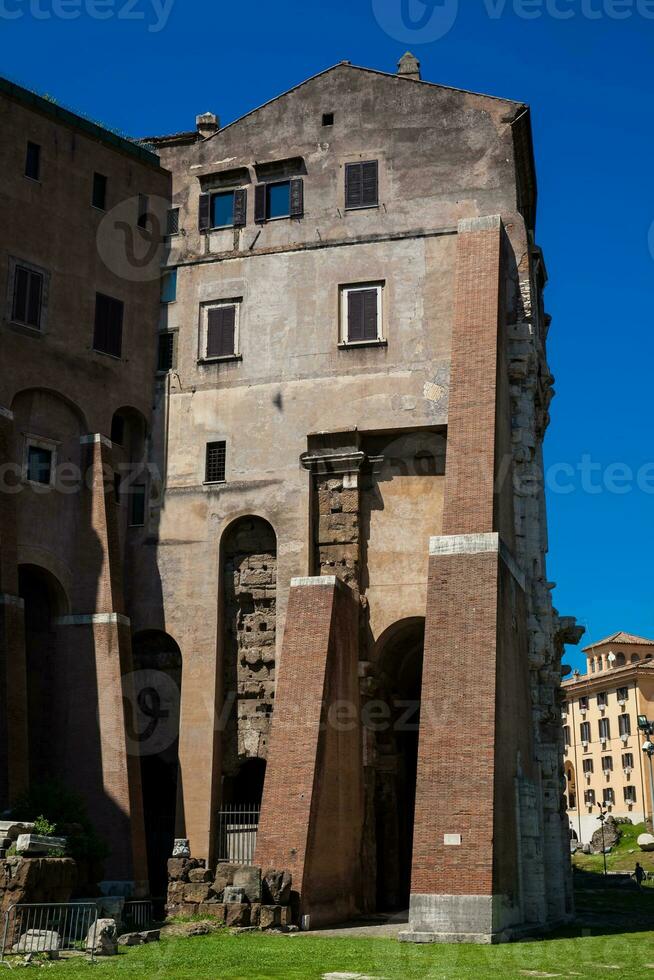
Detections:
[199, 189, 247, 231]
[93, 293, 124, 358]
[206, 305, 237, 358]
[254, 179, 304, 223]
[25, 141, 40, 180]
[342, 285, 382, 344]
[12, 266, 43, 329]
[166, 207, 180, 236]
[92, 172, 107, 210]
[619, 714, 632, 736]
[205, 441, 226, 483]
[157, 333, 175, 372]
[161, 269, 177, 303]
[345, 161, 378, 209]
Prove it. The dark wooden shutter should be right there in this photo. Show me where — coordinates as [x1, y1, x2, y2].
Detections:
[290, 178, 304, 218]
[362, 288, 378, 339]
[94, 294, 123, 357]
[361, 161, 379, 206]
[233, 189, 247, 227]
[254, 184, 267, 224]
[345, 164, 362, 209]
[206, 306, 236, 358]
[12, 267, 29, 323]
[26, 271, 42, 328]
[198, 193, 211, 232]
[347, 290, 364, 342]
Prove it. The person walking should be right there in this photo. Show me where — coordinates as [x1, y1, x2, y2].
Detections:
[634, 862, 646, 889]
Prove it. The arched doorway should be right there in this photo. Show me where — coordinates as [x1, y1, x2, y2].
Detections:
[565, 762, 577, 811]
[220, 517, 277, 799]
[131, 630, 182, 900]
[374, 618, 425, 912]
[18, 565, 68, 784]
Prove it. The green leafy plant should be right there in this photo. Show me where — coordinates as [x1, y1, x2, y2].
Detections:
[9, 780, 109, 867]
[34, 814, 57, 837]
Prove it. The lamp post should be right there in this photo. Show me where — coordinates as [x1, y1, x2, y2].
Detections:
[638, 716, 654, 832]
[597, 802, 608, 877]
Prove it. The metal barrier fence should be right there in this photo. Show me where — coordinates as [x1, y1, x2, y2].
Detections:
[123, 899, 153, 931]
[216, 804, 260, 865]
[0, 903, 98, 961]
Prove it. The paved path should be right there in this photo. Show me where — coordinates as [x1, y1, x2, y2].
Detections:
[299, 913, 409, 940]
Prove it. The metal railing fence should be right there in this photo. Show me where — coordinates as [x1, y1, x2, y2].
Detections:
[0, 902, 98, 961]
[216, 804, 260, 866]
[123, 899, 153, 931]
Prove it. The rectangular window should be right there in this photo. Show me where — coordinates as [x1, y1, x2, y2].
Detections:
[205, 441, 226, 484]
[25, 141, 40, 180]
[342, 284, 383, 344]
[129, 485, 146, 527]
[161, 269, 177, 304]
[579, 696, 589, 711]
[93, 293, 124, 358]
[157, 333, 175, 373]
[26, 445, 52, 485]
[199, 189, 247, 231]
[583, 758, 594, 774]
[211, 191, 236, 228]
[624, 785, 637, 804]
[602, 756, 613, 772]
[166, 207, 180, 236]
[619, 714, 632, 737]
[203, 303, 238, 359]
[599, 718, 611, 741]
[12, 265, 43, 329]
[617, 687, 629, 702]
[137, 194, 149, 229]
[585, 789, 596, 806]
[597, 692, 608, 708]
[92, 172, 107, 210]
[563, 726, 571, 748]
[254, 180, 303, 223]
[345, 160, 379, 209]
[267, 181, 291, 219]
[623, 753, 634, 769]
[603, 788, 615, 805]
[580, 722, 591, 742]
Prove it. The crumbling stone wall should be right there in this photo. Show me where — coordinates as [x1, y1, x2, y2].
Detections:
[222, 519, 277, 779]
[315, 473, 360, 588]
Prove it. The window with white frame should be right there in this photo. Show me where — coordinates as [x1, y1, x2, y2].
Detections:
[619, 714, 632, 737]
[624, 785, 637, 804]
[585, 789, 595, 806]
[599, 718, 611, 741]
[583, 758, 594, 774]
[580, 722, 591, 742]
[200, 301, 241, 361]
[603, 787, 615, 805]
[597, 691, 608, 708]
[340, 283, 384, 345]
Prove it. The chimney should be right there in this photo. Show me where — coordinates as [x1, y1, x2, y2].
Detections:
[196, 112, 220, 139]
[397, 51, 421, 81]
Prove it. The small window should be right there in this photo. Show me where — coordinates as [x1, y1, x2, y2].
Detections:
[267, 181, 291, 219]
[590, 659, 596, 673]
[93, 293, 124, 358]
[111, 414, 125, 446]
[563, 726, 571, 748]
[202, 303, 238, 360]
[602, 756, 613, 772]
[211, 191, 237, 228]
[322, 112, 334, 127]
[624, 785, 637, 804]
[92, 172, 107, 210]
[129, 485, 146, 527]
[161, 269, 177, 304]
[342, 284, 383, 344]
[254, 179, 303, 223]
[157, 333, 175, 373]
[25, 141, 40, 180]
[597, 692, 608, 708]
[619, 714, 632, 737]
[12, 265, 43, 329]
[580, 722, 591, 742]
[199, 189, 247, 231]
[345, 160, 379, 210]
[166, 207, 180, 236]
[137, 194, 149, 229]
[599, 718, 611, 740]
[617, 687, 629, 702]
[205, 441, 226, 484]
[585, 789, 596, 805]
[623, 753, 634, 769]
[583, 759, 594, 774]
[579, 696, 589, 711]
[603, 788, 615, 805]
[26, 445, 52, 485]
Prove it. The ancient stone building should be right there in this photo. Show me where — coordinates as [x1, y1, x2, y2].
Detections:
[138, 56, 583, 941]
[1, 56, 583, 942]
[0, 76, 171, 895]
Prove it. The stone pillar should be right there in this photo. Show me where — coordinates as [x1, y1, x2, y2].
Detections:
[53, 435, 148, 893]
[255, 577, 363, 928]
[0, 407, 28, 808]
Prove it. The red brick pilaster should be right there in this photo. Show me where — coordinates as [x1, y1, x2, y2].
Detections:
[255, 576, 363, 927]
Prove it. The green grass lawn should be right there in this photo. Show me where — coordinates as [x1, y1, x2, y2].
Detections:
[572, 821, 654, 876]
[20, 888, 653, 980]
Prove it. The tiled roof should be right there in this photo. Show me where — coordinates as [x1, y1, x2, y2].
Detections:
[582, 631, 654, 652]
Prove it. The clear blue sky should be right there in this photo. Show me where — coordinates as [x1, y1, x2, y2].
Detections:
[2, 0, 652, 670]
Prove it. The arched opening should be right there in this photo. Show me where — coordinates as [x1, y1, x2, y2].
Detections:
[615, 653, 626, 667]
[632, 654, 641, 664]
[131, 630, 182, 900]
[18, 565, 68, 784]
[565, 762, 577, 810]
[220, 517, 277, 801]
[374, 618, 424, 912]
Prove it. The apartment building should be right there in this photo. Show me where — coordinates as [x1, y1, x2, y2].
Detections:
[563, 632, 654, 844]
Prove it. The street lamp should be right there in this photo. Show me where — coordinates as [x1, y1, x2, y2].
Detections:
[596, 802, 609, 877]
[639, 716, 654, 833]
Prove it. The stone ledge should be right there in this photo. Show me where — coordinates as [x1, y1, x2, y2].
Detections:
[399, 929, 495, 944]
[54, 613, 130, 627]
[457, 214, 502, 234]
[290, 576, 345, 590]
[80, 433, 112, 448]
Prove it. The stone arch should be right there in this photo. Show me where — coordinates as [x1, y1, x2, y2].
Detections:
[131, 629, 182, 899]
[615, 652, 626, 667]
[564, 761, 577, 810]
[372, 617, 425, 912]
[18, 564, 69, 785]
[11, 387, 88, 434]
[219, 516, 277, 797]
[632, 654, 641, 664]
